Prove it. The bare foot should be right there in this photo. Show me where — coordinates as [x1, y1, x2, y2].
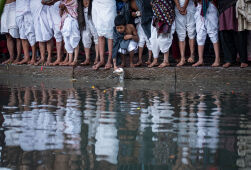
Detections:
[17, 58, 30, 65]
[212, 62, 220, 67]
[105, 62, 113, 70]
[223, 62, 231, 68]
[192, 61, 204, 67]
[2, 58, 14, 64]
[92, 61, 105, 70]
[35, 58, 45, 66]
[13, 58, 20, 64]
[158, 62, 170, 68]
[134, 61, 142, 67]
[148, 60, 158, 68]
[240, 63, 248, 68]
[94, 59, 99, 65]
[145, 60, 151, 65]
[45, 61, 52, 66]
[70, 60, 78, 66]
[130, 63, 135, 68]
[187, 56, 195, 63]
[177, 59, 186, 67]
[29, 59, 36, 65]
[80, 60, 90, 66]
[51, 59, 61, 66]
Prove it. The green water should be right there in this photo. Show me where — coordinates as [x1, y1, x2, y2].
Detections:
[0, 81, 250, 170]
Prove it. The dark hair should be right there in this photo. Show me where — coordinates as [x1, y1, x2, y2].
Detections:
[77, 0, 93, 31]
[114, 15, 126, 26]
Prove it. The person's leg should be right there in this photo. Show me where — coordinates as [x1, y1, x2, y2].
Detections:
[221, 31, 236, 67]
[67, 53, 73, 66]
[159, 51, 170, 68]
[113, 58, 118, 70]
[46, 39, 53, 65]
[187, 38, 195, 63]
[193, 45, 204, 66]
[105, 39, 113, 69]
[236, 31, 248, 68]
[35, 42, 46, 65]
[121, 54, 125, 67]
[70, 45, 79, 66]
[2, 34, 15, 64]
[29, 44, 37, 65]
[212, 41, 220, 67]
[129, 51, 135, 68]
[135, 46, 144, 66]
[60, 53, 69, 65]
[177, 40, 186, 66]
[52, 41, 63, 65]
[81, 48, 91, 65]
[93, 36, 105, 70]
[18, 39, 30, 64]
[13, 38, 22, 64]
[94, 44, 99, 65]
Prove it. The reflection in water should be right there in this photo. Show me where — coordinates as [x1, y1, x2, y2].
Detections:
[0, 85, 250, 169]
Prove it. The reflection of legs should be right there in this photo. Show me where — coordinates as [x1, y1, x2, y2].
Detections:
[2, 34, 15, 64]
[35, 42, 46, 65]
[18, 39, 30, 64]
[24, 87, 31, 111]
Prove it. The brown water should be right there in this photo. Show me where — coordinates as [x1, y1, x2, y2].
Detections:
[0, 83, 250, 170]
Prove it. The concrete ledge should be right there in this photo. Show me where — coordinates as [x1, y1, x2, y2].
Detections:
[0, 64, 250, 92]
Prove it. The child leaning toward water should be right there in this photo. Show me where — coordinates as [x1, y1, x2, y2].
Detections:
[60, 0, 80, 66]
[112, 15, 139, 71]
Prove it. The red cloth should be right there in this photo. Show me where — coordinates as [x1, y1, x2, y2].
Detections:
[219, 6, 238, 31]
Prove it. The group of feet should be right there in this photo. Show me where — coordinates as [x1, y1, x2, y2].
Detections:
[1, 55, 248, 69]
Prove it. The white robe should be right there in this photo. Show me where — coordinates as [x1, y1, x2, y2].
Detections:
[81, 7, 98, 49]
[30, 0, 53, 42]
[0, 2, 19, 38]
[61, 15, 80, 53]
[92, 0, 116, 39]
[16, 0, 36, 46]
[195, 2, 219, 46]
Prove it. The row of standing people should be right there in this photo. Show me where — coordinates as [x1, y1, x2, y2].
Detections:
[0, 0, 250, 70]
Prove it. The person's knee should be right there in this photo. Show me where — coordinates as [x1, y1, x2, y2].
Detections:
[209, 32, 218, 44]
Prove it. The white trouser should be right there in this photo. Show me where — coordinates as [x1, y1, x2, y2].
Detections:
[195, 2, 219, 46]
[81, 27, 98, 48]
[118, 40, 138, 54]
[150, 23, 175, 59]
[135, 18, 151, 50]
[175, 8, 196, 41]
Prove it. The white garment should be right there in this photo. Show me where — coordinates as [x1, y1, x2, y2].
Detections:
[47, 1, 63, 42]
[92, 0, 116, 39]
[118, 40, 138, 54]
[62, 15, 80, 53]
[30, 0, 53, 42]
[16, 13, 36, 46]
[16, 0, 30, 17]
[135, 17, 151, 50]
[0, 2, 19, 38]
[81, 7, 98, 48]
[150, 23, 175, 59]
[195, 2, 219, 45]
[175, 0, 196, 41]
